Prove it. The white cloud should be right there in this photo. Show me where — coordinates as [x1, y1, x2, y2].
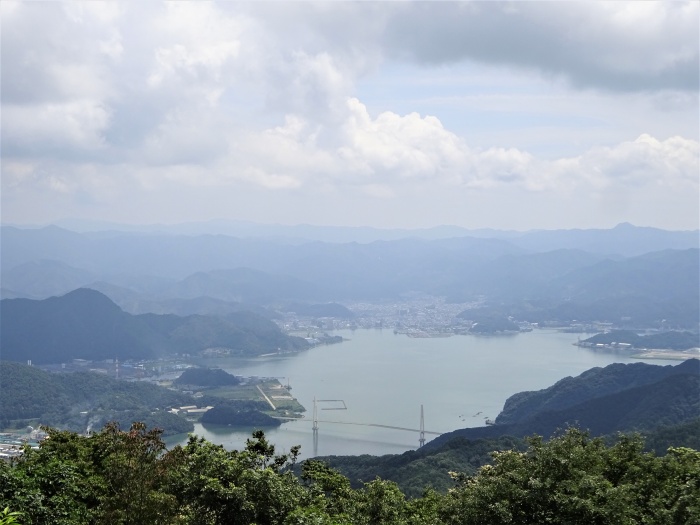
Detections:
[577, 134, 699, 189]
[147, 3, 247, 89]
[339, 98, 466, 181]
[3, 101, 111, 153]
[1, 1, 697, 230]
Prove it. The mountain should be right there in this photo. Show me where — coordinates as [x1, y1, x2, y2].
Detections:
[3, 226, 697, 325]
[173, 367, 241, 387]
[1, 288, 161, 363]
[580, 330, 700, 351]
[510, 222, 700, 256]
[0, 361, 193, 435]
[445, 248, 609, 301]
[52, 218, 511, 243]
[496, 359, 700, 425]
[456, 249, 699, 328]
[425, 359, 700, 448]
[282, 302, 355, 318]
[0, 259, 97, 299]
[46, 219, 700, 253]
[543, 248, 699, 303]
[165, 267, 323, 303]
[0, 289, 308, 364]
[316, 359, 700, 497]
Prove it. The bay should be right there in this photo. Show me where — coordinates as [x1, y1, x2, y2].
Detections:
[168, 328, 680, 458]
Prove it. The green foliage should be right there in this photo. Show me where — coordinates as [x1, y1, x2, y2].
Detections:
[1, 424, 699, 525]
[173, 367, 241, 387]
[0, 362, 193, 435]
[0, 507, 22, 525]
[496, 360, 683, 425]
[318, 436, 526, 498]
[644, 417, 700, 454]
[164, 429, 304, 525]
[200, 401, 282, 427]
[440, 428, 700, 525]
[0, 423, 177, 525]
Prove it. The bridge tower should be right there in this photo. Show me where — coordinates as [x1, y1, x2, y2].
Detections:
[419, 404, 426, 447]
[312, 397, 319, 432]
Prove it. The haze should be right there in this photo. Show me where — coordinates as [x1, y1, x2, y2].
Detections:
[1, 1, 698, 231]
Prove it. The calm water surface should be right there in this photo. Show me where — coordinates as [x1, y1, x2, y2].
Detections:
[169, 329, 680, 458]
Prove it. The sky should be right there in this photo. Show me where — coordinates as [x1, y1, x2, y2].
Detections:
[1, 1, 698, 231]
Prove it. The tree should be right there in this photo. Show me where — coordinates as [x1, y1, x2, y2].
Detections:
[164, 429, 304, 525]
[93, 422, 178, 525]
[441, 427, 700, 525]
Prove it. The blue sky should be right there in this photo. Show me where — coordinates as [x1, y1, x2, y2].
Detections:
[2, 1, 698, 231]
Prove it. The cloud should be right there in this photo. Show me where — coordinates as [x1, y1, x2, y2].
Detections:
[3, 101, 111, 156]
[381, 2, 699, 92]
[202, 98, 698, 200]
[1, 2, 122, 105]
[1, 1, 697, 229]
[577, 134, 700, 189]
[338, 98, 467, 181]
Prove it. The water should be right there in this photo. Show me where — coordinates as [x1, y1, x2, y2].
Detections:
[168, 329, 681, 458]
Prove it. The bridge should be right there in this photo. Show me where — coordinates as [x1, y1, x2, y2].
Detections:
[308, 418, 441, 436]
[274, 398, 441, 453]
[273, 415, 441, 436]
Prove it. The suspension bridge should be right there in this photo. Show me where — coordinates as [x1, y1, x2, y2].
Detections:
[274, 398, 441, 450]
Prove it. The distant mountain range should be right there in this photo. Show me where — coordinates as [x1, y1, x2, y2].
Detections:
[2, 223, 698, 328]
[35, 219, 699, 252]
[0, 289, 308, 364]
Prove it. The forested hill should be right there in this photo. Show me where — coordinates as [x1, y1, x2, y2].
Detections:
[581, 330, 700, 350]
[496, 358, 699, 424]
[425, 359, 700, 449]
[0, 361, 193, 435]
[316, 360, 700, 497]
[0, 288, 308, 364]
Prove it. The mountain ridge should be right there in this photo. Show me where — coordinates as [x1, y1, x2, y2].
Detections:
[0, 289, 308, 364]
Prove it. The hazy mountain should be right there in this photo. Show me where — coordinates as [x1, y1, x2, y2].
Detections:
[455, 248, 699, 328]
[510, 222, 699, 256]
[544, 248, 699, 302]
[3, 226, 697, 322]
[5, 223, 696, 281]
[444, 248, 609, 301]
[281, 302, 355, 318]
[165, 267, 323, 303]
[0, 259, 97, 299]
[51, 218, 517, 243]
[0, 289, 308, 364]
[45, 220, 700, 254]
[2, 226, 94, 272]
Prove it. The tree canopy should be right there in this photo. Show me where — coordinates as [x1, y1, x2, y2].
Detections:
[1, 424, 698, 525]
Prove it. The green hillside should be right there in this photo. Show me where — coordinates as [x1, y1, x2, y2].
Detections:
[0, 288, 309, 364]
[0, 362, 193, 436]
[581, 330, 700, 350]
[316, 360, 700, 497]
